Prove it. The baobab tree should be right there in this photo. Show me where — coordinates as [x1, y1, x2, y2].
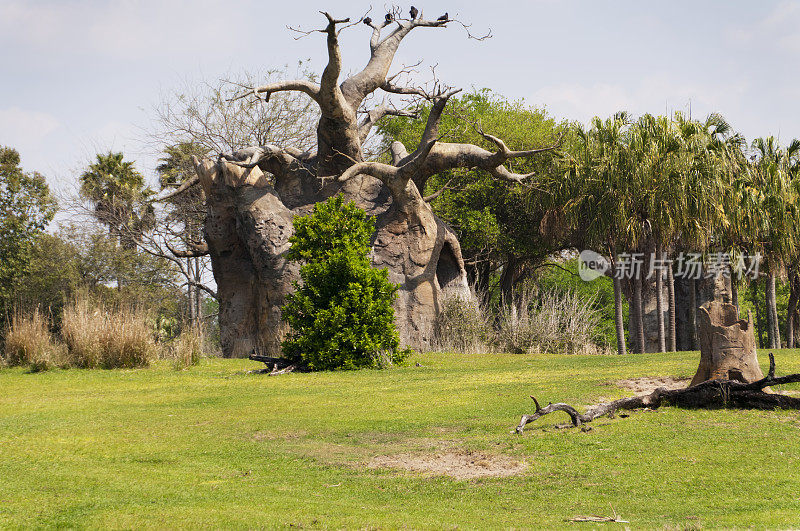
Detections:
[162, 7, 558, 357]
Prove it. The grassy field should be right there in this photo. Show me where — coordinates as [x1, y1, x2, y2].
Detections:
[2, 350, 800, 529]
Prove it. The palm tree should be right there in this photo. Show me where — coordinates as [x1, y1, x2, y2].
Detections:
[80, 152, 155, 249]
[561, 113, 637, 354]
[745, 137, 799, 349]
[156, 142, 209, 327]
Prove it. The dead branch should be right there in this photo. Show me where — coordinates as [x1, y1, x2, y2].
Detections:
[358, 105, 419, 143]
[152, 175, 199, 203]
[165, 241, 209, 258]
[250, 353, 306, 374]
[422, 178, 455, 202]
[514, 353, 800, 433]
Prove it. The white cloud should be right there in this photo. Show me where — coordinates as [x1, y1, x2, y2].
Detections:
[0, 0, 232, 61]
[529, 75, 749, 125]
[0, 107, 60, 149]
[726, 0, 800, 55]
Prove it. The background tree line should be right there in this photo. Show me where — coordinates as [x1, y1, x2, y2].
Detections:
[3, 72, 800, 358]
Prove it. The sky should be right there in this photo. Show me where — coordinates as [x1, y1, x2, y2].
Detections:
[2, 0, 800, 196]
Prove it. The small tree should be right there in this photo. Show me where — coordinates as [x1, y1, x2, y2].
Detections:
[281, 196, 409, 370]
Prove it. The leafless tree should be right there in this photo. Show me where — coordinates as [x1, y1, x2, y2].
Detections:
[163, 8, 558, 357]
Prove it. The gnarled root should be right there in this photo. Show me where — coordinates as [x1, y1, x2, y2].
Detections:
[515, 353, 800, 434]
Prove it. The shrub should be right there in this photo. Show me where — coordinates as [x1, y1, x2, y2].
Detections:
[171, 327, 204, 370]
[497, 287, 604, 355]
[62, 298, 156, 369]
[281, 196, 410, 370]
[432, 290, 494, 354]
[3, 310, 67, 371]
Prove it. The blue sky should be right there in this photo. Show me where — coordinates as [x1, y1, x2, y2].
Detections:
[2, 0, 799, 193]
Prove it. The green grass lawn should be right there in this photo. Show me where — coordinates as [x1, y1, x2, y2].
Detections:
[2, 349, 800, 529]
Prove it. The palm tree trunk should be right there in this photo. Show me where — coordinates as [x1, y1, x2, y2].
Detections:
[787, 278, 797, 349]
[766, 272, 777, 349]
[794, 305, 800, 349]
[772, 275, 782, 348]
[667, 265, 676, 351]
[655, 248, 666, 352]
[689, 278, 698, 350]
[754, 278, 765, 348]
[613, 274, 627, 355]
[633, 276, 646, 353]
[731, 273, 739, 310]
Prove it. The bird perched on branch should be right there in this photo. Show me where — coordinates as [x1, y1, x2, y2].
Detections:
[363, 16, 372, 25]
[385, 13, 393, 23]
[437, 12, 449, 21]
[410, 6, 419, 19]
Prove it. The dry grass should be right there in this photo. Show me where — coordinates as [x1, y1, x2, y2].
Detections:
[432, 286, 605, 355]
[432, 290, 494, 354]
[498, 287, 603, 355]
[62, 298, 156, 369]
[171, 327, 204, 370]
[3, 309, 68, 371]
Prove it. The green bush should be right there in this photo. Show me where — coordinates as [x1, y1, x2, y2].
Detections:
[281, 196, 410, 370]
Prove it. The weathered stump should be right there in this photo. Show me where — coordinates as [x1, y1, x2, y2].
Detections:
[690, 300, 763, 386]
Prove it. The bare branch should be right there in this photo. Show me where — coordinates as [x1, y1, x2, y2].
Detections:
[340, 12, 451, 110]
[166, 241, 209, 258]
[186, 280, 217, 299]
[422, 178, 455, 202]
[248, 79, 321, 103]
[358, 104, 419, 143]
[152, 175, 199, 203]
[390, 141, 409, 165]
[317, 11, 352, 118]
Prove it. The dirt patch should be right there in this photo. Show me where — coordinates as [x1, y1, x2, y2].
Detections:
[368, 451, 526, 480]
[615, 376, 689, 395]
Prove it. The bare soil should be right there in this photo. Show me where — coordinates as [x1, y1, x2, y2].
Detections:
[615, 376, 690, 395]
[368, 451, 527, 480]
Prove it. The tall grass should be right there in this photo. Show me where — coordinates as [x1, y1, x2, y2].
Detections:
[498, 287, 604, 355]
[432, 291, 494, 354]
[3, 310, 68, 371]
[170, 327, 204, 370]
[432, 286, 606, 355]
[62, 298, 156, 369]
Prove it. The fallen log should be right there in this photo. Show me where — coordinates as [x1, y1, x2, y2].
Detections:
[249, 353, 306, 374]
[515, 353, 800, 434]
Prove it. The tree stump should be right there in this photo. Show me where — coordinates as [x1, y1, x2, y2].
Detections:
[690, 300, 764, 386]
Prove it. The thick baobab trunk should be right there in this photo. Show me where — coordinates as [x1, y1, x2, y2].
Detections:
[195, 155, 471, 357]
[371, 193, 470, 347]
[691, 300, 764, 386]
[196, 159, 298, 357]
